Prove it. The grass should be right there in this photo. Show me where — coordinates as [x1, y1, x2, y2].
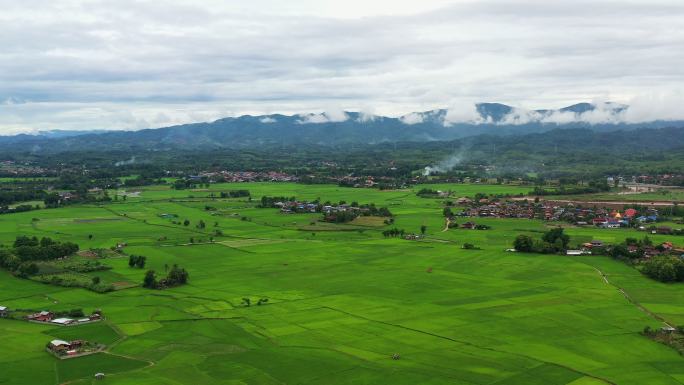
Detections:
[0, 182, 683, 384]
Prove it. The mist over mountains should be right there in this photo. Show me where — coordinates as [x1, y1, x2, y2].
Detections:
[1, 102, 682, 153]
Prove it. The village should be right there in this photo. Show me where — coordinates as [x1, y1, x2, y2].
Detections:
[260, 197, 393, 221]
[456, 197, 681, 233]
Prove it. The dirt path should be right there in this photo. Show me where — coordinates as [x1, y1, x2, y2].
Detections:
[591, 266, 674, 328]
[442, 217, 451, 232]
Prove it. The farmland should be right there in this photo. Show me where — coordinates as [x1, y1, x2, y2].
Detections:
[1, 182, 684, 385]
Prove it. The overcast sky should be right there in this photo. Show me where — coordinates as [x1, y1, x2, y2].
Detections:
[1, 0, 683, 134]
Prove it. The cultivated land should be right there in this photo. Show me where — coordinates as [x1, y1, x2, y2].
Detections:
[2, 183, 684, 385]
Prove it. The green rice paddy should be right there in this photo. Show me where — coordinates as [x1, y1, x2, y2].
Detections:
[1, 182, 684, 384]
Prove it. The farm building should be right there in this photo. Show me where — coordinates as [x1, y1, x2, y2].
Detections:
[46, 339, 95, 358]
[51, 318, 76, 325]
[28, 311, 54, 322]
[590, 240, 604, 247]
[0, 306, 8, 317]
[47, 339, 72, 352]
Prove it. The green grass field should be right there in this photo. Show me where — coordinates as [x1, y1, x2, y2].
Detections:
[1, 182, 684, 384]
[551, 188, 684, 203]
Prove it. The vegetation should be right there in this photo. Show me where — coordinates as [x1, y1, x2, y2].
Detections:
[641, 256, 684, 283]
[513, 227, 570, 253]
[0, 181, 683, 385]
[142, 264, 189, 289]
[128, 255, 147, 269]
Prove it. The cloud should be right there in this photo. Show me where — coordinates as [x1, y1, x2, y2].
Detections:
[357, 106, 377, 122]
[443, 102, 487, 125]
[1, 0, 684, 132]
[297, 110, 349, 124]
[259, 116, 277, 123]
[2, 97, 28, 105]
[623, 92, 684, 122]
[400, 112, 424, 125]
[498, 108, 542, 125]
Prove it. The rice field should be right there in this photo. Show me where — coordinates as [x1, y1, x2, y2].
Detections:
[1, 182, 684, 384]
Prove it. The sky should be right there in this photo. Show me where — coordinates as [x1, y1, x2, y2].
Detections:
[1, 0, 684, 134]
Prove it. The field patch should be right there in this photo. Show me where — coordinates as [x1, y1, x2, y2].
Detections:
[44, 322, 122, 346]
[56, 353, 149, 383]
[350, 216, 389, 227]
[74, 217, 124, 223]
[218, 238, 286, 248]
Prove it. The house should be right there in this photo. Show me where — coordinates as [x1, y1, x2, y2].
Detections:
[47, 339, 71, 352]
[51, 318, 76, 326]
[28, 311, 54, 322]
[657, 227, 673, 235]
[637, 215, 658, 223]
[590, 240, 604, 248]
[566, 250, 583, 256]
[601, 219, 621, 228]
[0, 306, 8, 317]
[462, 222, 476, 229]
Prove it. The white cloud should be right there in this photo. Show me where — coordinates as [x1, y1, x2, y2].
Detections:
[400, 112, 425, 125]
[259, 116, 277, 123]
[443, 102, 487, 125]
[297, 110, 349, 124]
[0, 0, 684, 132]
[624, 92, 684, 122]
[499, 108, 542, 125]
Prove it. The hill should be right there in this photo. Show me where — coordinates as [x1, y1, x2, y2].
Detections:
[0, 102, 682, 153]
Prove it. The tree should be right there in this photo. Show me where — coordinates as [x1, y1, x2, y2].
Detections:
[166, 264, 189, 285]
[18, 263, 39, 277]
[257, 298, 269, 306]
[143, 270, 158, 288]
[420, 225, 427, 235]
[642, 256, 684, 283]
[136, 256, 146, 268]
[513, 235, 534, 252]
[88, 234, 93, 240]
[643, 236, 653, 246]
[541, 228, 570, 251]
[183, 219, 190, 226]
[92, 276, 101, 285]
[443, 207, 453, 217]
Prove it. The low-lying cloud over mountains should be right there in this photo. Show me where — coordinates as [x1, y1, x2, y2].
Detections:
[1, 102, 683, 154]
[294, 101, 683, 127]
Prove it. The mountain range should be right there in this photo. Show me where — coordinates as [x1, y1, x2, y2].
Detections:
[1, 102, 682, 153]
